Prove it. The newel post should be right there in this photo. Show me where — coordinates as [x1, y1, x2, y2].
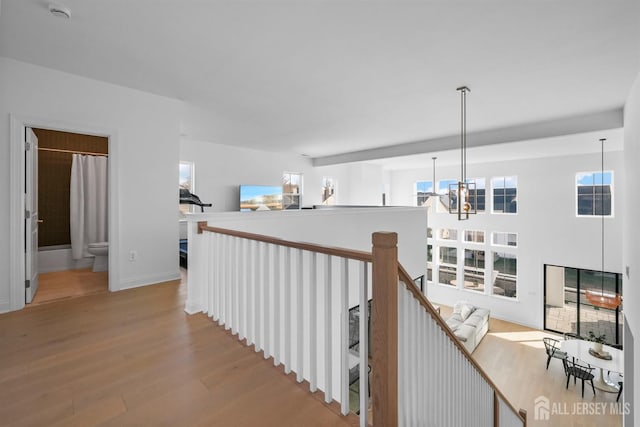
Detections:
[371, 232, 398, 427]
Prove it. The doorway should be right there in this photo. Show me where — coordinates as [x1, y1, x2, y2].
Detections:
[30, 128, 109, 305]
[8, 115, 119, 312]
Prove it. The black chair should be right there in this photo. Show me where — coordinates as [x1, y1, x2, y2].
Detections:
[617, 380, 623, 402]
[543, 337, 567, 372]
[565, 359, 596, 398]
[607, 372, 624, 402]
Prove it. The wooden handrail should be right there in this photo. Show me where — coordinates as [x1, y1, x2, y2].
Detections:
[397, 264, 527, 424]
[198, 221, 373, 262]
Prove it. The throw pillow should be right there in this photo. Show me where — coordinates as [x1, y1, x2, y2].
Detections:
[460, 304, 474, 321]
[453, 300, 475, 321]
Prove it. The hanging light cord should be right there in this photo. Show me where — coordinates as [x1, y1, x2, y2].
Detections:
[460, 88, 468, 183]
[601, 138, 606, 294]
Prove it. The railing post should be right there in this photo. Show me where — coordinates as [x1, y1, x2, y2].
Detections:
[519, 409, 527, 427]
[371, 232, 398, 427]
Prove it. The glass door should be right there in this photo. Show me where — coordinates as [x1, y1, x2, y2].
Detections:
[544, 264, 622, 347]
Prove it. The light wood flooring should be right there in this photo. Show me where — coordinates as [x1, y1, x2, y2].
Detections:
[30, 268, 108, 306]
[439, 305, 623, 427]
[1, 271, 623, 426]
[0, 270, 357, 427]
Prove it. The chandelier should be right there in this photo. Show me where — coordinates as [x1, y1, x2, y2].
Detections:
[449, 86, 476, 220]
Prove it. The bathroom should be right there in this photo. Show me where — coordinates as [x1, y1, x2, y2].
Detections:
[33, 128, 109, 305]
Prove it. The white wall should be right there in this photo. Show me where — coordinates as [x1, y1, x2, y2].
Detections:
[623, 71, 640, 426]
[179, 139, 385, 212]
[0, 57, 182, 312]
[387, 132, 624, 328]
[185, 207, 428, 314]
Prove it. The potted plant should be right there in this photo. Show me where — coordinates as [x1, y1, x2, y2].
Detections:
[588, 331, 606, 353]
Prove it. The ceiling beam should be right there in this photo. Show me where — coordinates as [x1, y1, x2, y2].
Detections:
[312, 108, 623, 166]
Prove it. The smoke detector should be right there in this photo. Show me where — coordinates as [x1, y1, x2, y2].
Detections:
[48, 3, 71, 19]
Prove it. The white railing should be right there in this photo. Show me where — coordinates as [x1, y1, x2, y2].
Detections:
[190, 223, 526, 427]
[398, 281, 493, 425]
[197, 224, 372, 426]
[396, 266, 527, 427]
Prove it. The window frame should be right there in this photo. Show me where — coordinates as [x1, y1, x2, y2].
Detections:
[491, 176, 518, 214]
[576, 170, 614, 217]
[414, 180, 434, 207]
[492, 251, 518, 299]
[179, 161, 195, 215]
[283, 171, 303, 210]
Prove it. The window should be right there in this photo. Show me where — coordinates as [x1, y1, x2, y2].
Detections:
[492, 232, 517, 247]
[493, 252, 517, 298]
[283, 172, 303, 210]
[464, 249, 485, 292]
[467, 178, 486, 213]
[438, 228, 458, 241]
[179, 161, 194, 214]
[321, 176, 335, 205]
[464, 230, 484, 243]
[576, 171, 613, 216]
[439, 246, 457, 286]
[415, 180, 433, 207]
[492, 176, 517, 214]
[438, 179, 458, 212]
[544, 265, 622, 347]
[427, 244, 433, 283]
[427, 227, 433, 239]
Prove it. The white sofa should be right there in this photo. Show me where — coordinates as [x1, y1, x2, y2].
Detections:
[445, 301, 490, 353]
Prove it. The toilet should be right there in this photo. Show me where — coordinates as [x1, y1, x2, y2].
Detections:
[87, 242, 109, 272]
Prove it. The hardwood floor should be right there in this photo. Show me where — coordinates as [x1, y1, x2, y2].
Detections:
[2, 272, 623, 426]
[0, 272, 357, 427]
[30, 268, 108, 306]
[439, 305, 623, 427]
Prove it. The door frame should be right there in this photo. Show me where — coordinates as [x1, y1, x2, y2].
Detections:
[9, 114, 120, 311]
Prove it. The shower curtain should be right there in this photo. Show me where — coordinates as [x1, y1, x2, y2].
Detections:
[70, 154, 108, 260]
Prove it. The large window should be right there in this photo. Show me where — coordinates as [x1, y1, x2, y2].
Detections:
[544, 265, 622, 347]
[439, 246, 457, 286]
[283, 172, 303, 210]
[464, 230, 484, 243]
[438, 228, 458, 241]
[438, 179, 458, 212]
[179, 161, 194, 214]
[464, 249, 485, 292]
[415, 180, 433, 207]
[493, 252, 517, 298]
[467, 178, 486, 213]
[492, 232, 517, 247]
[492, 176, 517, 214]
[576, 171, 613, 216]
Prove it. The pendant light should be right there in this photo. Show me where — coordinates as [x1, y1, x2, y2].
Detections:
[449, 86, 476, 220]
[585, 138, 621, 310]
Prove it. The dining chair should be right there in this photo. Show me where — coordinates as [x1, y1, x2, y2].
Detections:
[617, 380, 623, 402]
[565, 359, 596, 398]
[543, 337, 567, 373]
[608, 372, 624, 402]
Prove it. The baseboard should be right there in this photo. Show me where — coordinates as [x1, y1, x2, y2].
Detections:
[0, 299, 12, 314]
[184, 300, 204, 315]
[117, 270, 181, 291]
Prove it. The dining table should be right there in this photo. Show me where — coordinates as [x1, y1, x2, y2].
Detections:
[560, 339, 623, 393]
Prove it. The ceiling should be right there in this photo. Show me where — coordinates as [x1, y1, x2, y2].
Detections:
[1, 1, 639, 165]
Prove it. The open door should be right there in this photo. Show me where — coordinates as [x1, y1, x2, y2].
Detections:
[25, 127, 39, 303]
